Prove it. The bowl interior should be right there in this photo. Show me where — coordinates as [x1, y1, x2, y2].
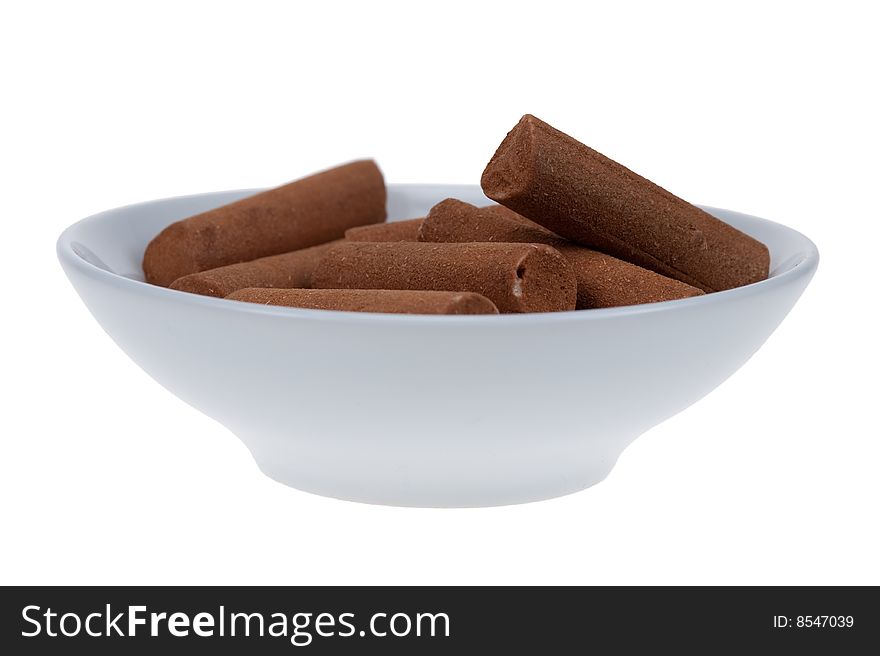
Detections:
[60, 184, 817, 291]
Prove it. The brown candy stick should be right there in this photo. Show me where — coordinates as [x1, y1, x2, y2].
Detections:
[481, 115, 769, 292]
[420, 199, 703, 308]
[312, 242, 576, 313]
[169, 239, 343, 298]
[226, 288, 499, 315]
[144, 160, 386, 286]
[482, 204, 552, 231]
[345, 217, 424, 242]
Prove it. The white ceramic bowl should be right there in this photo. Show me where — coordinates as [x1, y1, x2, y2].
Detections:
[58, 184, 818, 507]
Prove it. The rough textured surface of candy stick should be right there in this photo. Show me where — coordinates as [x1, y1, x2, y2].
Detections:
[422, 200, 559, 244]
[420, 199, 704, 308]
[143, 160, 386, 286]
[481, 115, 769, 292]
[345, 217, 424, 242]
[312, 241, 576, 313]
[482, 204, 552, 231]
[168, 239, 343, 298]
[226, 288, 499, 315]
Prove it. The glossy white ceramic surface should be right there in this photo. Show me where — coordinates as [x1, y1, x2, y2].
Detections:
[58, 185, 818, 506]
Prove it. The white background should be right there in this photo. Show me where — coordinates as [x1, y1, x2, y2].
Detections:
[2, 1, 878, 585]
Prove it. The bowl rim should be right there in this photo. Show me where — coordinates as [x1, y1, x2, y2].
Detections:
[57, 184, 820, 326]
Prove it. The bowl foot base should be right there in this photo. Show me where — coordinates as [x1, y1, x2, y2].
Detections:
[251, 451, 620, 508]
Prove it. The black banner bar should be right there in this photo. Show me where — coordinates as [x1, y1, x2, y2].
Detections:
[1, 586, 876, 653]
